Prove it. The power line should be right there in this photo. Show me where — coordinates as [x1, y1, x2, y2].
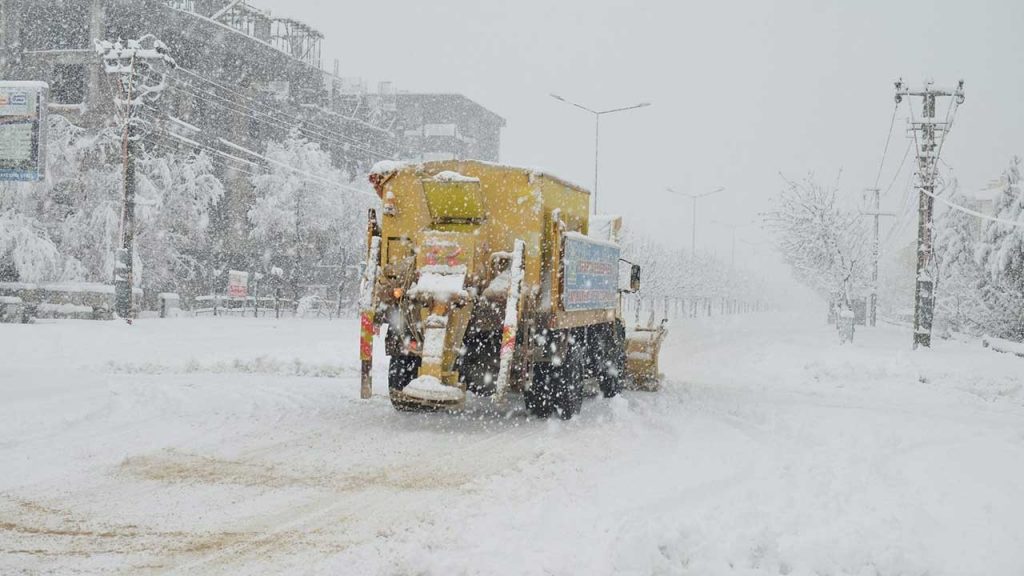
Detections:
[173, 67, 394, 157]
[167, 80, 393, 160]
[214, 136, 377, 199]
[924, 186, 1024, 228]
[879, 165, 918, 257]
[178, 66, 395, 137]
[143, 133, 266, 180]
[143, 120, 378, 200]
[873, 103, 899, 190]
[884, 140, 913, 196]
[144, 124, 261, 169]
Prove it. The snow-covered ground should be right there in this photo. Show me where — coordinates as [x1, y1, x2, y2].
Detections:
[2, 312, 1024, 575]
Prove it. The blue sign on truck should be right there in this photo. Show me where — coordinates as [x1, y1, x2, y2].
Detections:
[562, 233, 621, 311]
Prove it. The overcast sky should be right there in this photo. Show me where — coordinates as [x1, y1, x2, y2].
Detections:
[261, 0, 1024, 275]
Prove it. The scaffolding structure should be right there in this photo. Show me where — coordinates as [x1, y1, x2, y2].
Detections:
[163, 0, 322, 69]
[270, 18, 322, 69]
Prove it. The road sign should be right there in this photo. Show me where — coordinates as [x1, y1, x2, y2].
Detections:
[0, 82, 47, 182]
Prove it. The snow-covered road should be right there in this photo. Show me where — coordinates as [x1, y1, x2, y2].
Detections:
[2, 313, 1023, 575]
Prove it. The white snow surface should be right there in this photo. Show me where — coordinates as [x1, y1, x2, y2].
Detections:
[2, 313, 1024, 574]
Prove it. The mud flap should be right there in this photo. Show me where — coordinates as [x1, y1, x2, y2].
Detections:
[494, 239, 525, 401]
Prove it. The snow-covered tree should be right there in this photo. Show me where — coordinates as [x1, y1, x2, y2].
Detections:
[976, 157, 1024, 339]
[933, 181, 986, 333]
[248, 129, 372, 303]
[0, 115, 121, 283]
[136, 149, 225, 297]
[765, 175, 870, 305]
[620, 226, 770, 316]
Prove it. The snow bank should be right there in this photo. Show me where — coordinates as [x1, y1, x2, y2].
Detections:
[984, 336, 1024, 358]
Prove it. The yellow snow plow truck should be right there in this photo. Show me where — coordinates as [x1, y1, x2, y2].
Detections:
[359, 160, 666, 419]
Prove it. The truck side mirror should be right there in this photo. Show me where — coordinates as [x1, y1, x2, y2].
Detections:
[630, 264, 641, 292]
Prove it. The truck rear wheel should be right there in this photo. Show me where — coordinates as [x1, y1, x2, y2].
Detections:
[388, 355, 421, 390]
[525, 363, 556, 418]
[524, 331, 584, 420]
[389, 355, 440, 412]
[459, 329, 501, 394]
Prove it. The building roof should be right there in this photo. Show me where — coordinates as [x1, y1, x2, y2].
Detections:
[396, 93, 506, 127]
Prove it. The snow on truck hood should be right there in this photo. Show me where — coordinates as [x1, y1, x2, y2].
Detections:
[431, 171, 480, 183]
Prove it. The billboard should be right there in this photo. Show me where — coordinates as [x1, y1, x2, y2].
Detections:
[0, 82, 47, 182]
[227, 270, 249, 299]
[561, 234, 621, 311]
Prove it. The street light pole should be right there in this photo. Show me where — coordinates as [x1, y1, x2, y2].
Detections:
[550, 94, 651, 214]
[594, 114, 600, 212]
[712, 220, 745, 271]
[666, 186, 725, 255]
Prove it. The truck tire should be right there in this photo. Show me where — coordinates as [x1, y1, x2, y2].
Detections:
[524, 330, 584, 420]
[388, 355, 421, 391]
[525, 363, 556, 418]
[555, 340, 585, 419]
[459, 329, 501, 394]
[598, 322, 626, 398]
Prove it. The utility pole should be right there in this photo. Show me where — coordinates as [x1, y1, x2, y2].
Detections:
[96, 36, 175, 319]
[894, 78, 965, 348]
[860, 188, 895, 327]
[666, 186, 725, 256]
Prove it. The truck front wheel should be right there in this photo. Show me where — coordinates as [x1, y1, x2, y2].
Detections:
[598, 322, 627, 398]
[524, 332, 584, 420]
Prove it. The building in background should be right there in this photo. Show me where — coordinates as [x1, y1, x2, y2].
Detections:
[396, 93, 505, 163]
[1, 0, 504, 266]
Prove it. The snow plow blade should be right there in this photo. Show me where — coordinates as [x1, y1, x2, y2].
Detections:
[624, 322, 667, 391]
[389, 378, 466, 412]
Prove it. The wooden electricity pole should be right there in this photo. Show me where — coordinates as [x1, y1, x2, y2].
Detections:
[894, 79, 965, 349]
[96, 36, 175, 319]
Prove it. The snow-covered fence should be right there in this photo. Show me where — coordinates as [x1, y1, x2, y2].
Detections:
[192, 295, 294, 318]
[982, 337, 1024, 359]
[622, 294, 770, 324]
[0, 282, 140, 321]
